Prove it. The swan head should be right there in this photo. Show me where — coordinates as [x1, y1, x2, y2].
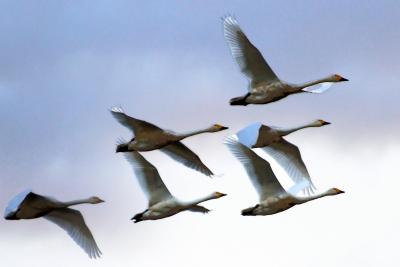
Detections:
[326, 188, 345, 196]
[213, 192, 227, 198]
[330, 74, 348, 82]
[88, 196, 105, 204]
[211, 124, 229, 132]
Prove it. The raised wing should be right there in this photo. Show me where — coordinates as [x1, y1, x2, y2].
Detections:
[223, 15, 279, 86]
[44, 208, 102, 259]
[224, 136, 286, 200]
[161, 142, 214, 177]
[4, 190, 33, 215]
[124, 151, 173, 206]
[110, 107, 162, 137]
[262, 138, 316, 195]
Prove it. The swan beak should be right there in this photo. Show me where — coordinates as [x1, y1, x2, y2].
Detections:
[214, 124, 229, 131]
[336, 189, 345, 194]
[322, 121, 331, 126]
[216, 192, 227, 197]
[334, 74, 348, 82]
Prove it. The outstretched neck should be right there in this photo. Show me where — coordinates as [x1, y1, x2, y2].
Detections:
[295, 190, 333, 204]
[296, 77, 332, 90]
[176, 127, 213, 140]
[277, 121, 321, 136]
[62, 198, 93, 207]
[184, 194, 216, 207]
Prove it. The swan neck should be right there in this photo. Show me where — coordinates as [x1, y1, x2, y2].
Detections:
[295, 190, 331, 204]
[177, 127, 212, 139]
[297, 77, 329, 89]
[62, 198, 92, 207]
[278, 122, 318, 136]
[186, 194, 215, 207]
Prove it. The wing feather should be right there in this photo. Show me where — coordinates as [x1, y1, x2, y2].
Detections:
[224, 136, 285, 200]
[124, 151, 173, 206]
[262, 138, 316, 195]
[44, 208, 101, 259]
[223, 15, 279, 85]
[161, 142, 214, 177]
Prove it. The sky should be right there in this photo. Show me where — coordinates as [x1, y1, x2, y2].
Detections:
[0, 1, 399, 266]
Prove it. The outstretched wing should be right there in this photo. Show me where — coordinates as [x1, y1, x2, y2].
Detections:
[44, 208, 102, 259]
[262, 138, 316, 195]
[223, 15, 279, 86]
[224, 136, 286, 200]
[124, 151, 173, 206]
[161, 142, 214, 177]
[110, 107, 162, 137]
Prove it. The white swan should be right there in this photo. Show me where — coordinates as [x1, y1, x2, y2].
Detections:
[236, 120, 330, 194]
[124, 151, 227, 222]
[4, 190, 104, 258]
[222, 15, 348, 105]
[224, 137, 344, 216]
[111, 107, 228, 176]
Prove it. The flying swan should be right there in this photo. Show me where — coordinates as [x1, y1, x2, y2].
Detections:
[4, 190, 104, 258]
[124, 151, 227, 222]
[111, 107, 228, 176]
[225, 137, 344, 216]
[236, 119, 330, 195]
[222, 15, 348, 105]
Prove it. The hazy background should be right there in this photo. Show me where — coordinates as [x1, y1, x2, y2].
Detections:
[0, 1, 399, 266]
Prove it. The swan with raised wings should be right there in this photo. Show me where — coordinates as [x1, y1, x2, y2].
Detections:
[4, 190, 104, 258]
[222, 15, 348, 105]
[111, 107, 228, 176]
[225, 137, 344, 216]
[236, 119, 330, 194]
[124, 151, 227, 223]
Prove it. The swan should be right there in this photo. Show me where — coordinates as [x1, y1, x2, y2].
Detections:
[4, 190, 104, 258]
[111, 107, 228, 176]
[123, 151, 227, 222]
[236, 119, 330, 194]
[224, 137, 344, 216]
[222, 15, 348, 105]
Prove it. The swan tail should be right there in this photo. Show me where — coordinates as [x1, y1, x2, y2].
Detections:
[230, 93, 250, 106]
[131, 210, 147, 223]
[302, 82, 334, 93]
[241, 205, 259, 216]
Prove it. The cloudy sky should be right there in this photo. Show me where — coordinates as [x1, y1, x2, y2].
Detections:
[0, 1, 399, 266]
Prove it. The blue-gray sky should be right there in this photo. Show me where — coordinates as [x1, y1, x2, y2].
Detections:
[0, 1, 399, 266]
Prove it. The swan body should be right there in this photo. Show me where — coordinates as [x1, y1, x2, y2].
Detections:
[124, 151, 227, 223]
[225, 137, 344, 216]
[223, 16, 348, 106]
[111, 107, 228, 176]
[111, 107, 228, 152]
[236, 119, 330, 194]
[4, 190, 104, 258]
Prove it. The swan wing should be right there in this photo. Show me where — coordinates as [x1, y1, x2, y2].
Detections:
[224, 136, 285, 200]
[261, 138, 316, 195]
[4, 190, 33, 215]
[160, 142, 214, 177]
[110, 107, 162, 137]
[44, 208, 101, 259]
[222, 15, 279, 86]
[124, 151, 173, 206]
